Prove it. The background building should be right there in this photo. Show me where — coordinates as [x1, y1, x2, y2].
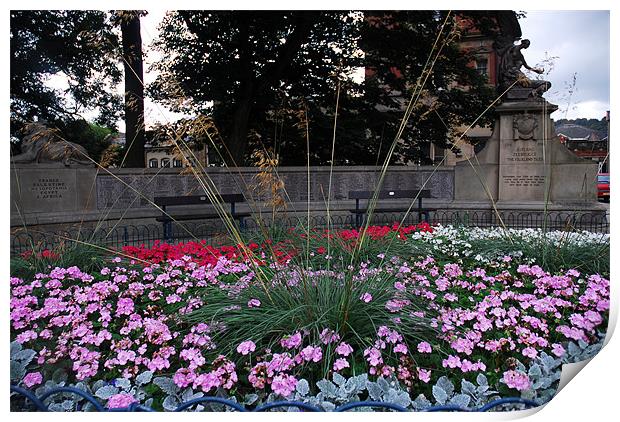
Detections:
[145, 141, 216, 169]
[556, 119, 609, 172]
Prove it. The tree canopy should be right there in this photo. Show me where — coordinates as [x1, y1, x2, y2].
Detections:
[10, 11, 122, 137]
[11, 10, 506, 167]
[151, 11, 498, 166]
[10, 10, 147, 167]
[150, 11, 364, 166]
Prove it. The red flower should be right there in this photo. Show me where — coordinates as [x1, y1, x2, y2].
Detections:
[41, 249, 59, 260]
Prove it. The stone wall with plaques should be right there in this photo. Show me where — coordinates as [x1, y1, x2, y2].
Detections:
[11, 165, 455, 228]
[94, 166, 453, 211]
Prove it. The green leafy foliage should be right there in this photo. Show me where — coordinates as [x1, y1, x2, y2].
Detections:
[10, 11, 122, 139]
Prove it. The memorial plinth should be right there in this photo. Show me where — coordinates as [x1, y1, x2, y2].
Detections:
[453, 98, 602, 212]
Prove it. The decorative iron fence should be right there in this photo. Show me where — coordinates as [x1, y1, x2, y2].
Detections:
[10, 385, 542, 412]
[10, 210, 608, 256]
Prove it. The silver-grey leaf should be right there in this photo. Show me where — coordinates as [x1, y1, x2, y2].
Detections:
[296, 379, 310, 396]
[162, 395, 180, 411]
[243, 393, 259, 405]
[413, 394, 431, 410]
[48, 403, 65, 412]
[10, 341, 23, 356]
[115, 378, 131, 390]
[432, 385, 448, 405]
[10, 361, 27, 383]
[461, 379, 476, 395]
[95, 385, 119, 400]
[568, 341, 580, 357]
[332, 372, 346, 387]
[449, 393, 471, 409]
[13, 349, 36, 365]
[320, 401, 336, 411]
[366, 382, 382, 401]
[436, 376, 454, 396]
[316, 380, 337, 397]
[377, 377, 390, 393]
[528, 363, 542, 377]
[136, 371, 153, 386]
[153, 377, 180, 395]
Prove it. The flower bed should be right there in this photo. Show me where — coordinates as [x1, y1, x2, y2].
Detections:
[10, 224, 609, 411]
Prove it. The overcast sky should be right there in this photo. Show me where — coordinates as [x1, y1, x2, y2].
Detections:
[519, 10, 610, 120]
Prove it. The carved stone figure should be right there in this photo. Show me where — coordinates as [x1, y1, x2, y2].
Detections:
[492, 13, 552, 100]
[495, 39, 551, 99]
[513, 113, 538, 140]
[11, 122, 93, 166]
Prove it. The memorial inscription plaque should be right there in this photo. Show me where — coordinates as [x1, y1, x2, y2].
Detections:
[31, 177, 69, 200]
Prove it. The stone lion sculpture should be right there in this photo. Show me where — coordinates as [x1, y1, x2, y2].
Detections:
[12, 122, 93, 166]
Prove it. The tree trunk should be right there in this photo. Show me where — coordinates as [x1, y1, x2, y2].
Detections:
[227, 98, 253, 166]
[121, 12, 145, 168]
[223, 13, 319, 166]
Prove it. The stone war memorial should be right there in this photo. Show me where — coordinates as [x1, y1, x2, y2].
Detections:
[453, 36, 605, 221]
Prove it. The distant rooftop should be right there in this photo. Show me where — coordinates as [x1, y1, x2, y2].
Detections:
[555, 124, 606, 141]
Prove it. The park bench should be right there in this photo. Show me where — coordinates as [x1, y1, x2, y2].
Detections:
[348, 189, 435, 227]
[154, 194, 250, 241]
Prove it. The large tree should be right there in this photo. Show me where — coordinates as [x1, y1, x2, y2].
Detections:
[150, 11, 363, 166]
[11, 10, 147, 167]
[151, 11, 502, 166]
[10, 11, 122, 142]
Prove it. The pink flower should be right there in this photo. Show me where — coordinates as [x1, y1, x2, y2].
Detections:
[180, 348, 206, 368]
[247, 298, 261, 308]
[360, 293, 373, 303]
[268, 353, 295, 374]
[417, 368, 431, 383]
[271, 374, 298, 397]
[320, 328, 340, 344]
[333, 358, 350, 371]
[166, 294, 182, 304]
[363, 347, 383, 366]
[300, 345, 323, 362]
[522, 347, 538, 359]
[442, 355, 461, 369]
[173, 368, 196, 388]
[107, 393, 137, 409]
[236, 340, 256, 355]
[280, 332, 302, 349]
[502, 370, 531, 391]
[417, 341, 432, 353]
[22, 372, 43, 388]
[394, 343, 408, 354]
[551, 343, 566, 357]
[336, 342, 354, 356]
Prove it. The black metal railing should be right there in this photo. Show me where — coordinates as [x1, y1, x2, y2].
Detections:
[10, 385, 541, 412]
[10, 210, 608, 256]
